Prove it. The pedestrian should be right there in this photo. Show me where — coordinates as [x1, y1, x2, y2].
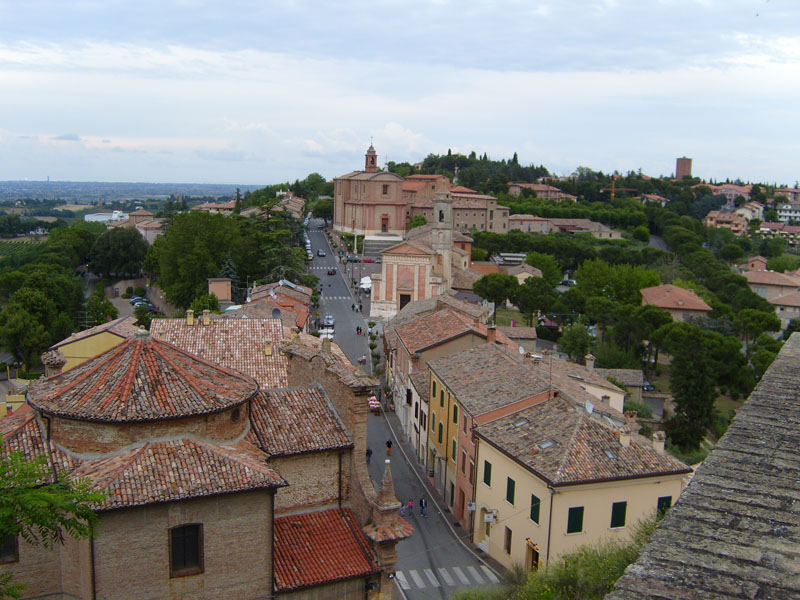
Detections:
[352, 303, 355, 311]
[366, 447, 372, 464]
[386, 439, 393, 456]
[367, 326, 372, 336]
[356, 326, 360, 336]
[406, 499, 414, 516]
[359, 303, 363, 312]
[419, 495, 428, 517]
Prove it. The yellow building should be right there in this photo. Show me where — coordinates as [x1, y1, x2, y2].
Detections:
[50, 315, 139, 371]
[472, 397, 690, 570]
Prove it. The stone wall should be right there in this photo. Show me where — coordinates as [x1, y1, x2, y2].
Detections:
[272, 449, 351, 514]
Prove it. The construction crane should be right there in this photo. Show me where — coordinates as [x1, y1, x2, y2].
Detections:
[600, 180, 638, 201]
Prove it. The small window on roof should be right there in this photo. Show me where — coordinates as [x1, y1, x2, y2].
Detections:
[513, 418, 528, 428]
[537, 440, 555, 450]
[603, 448, 616, 460]
[567, 373, 584, 380]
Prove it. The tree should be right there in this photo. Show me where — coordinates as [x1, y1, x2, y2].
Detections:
[734, 308, 781, 355]
[513, 277, 556, 326]
[719, 243, 744, 262]
[407, 215, 427, 231]
[783, 318, 800, 340]
[190, 293, 220, 315]
[525, 252, 562, 287]
[632, 225, 650, 243]
[0, 445, 105, 598]
[473, 273, 519, 323]
[89, 227, 148, 277]
[0, 307, 49, 369]
[559, 323, 591, 361]
[633, 304, 673, 367]
[85, 291, 119, 327]
[310, 198, 333, 225]
[766, 255, 800, 273]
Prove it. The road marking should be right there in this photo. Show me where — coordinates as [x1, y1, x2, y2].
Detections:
[424, 569, 441, 587]
[438, 568, 455, 586]
[467, 566, 484, 584]
[409, 570, 425, 588]
[395, 571, 411, 590]
[452, 567, 471, 585]
[481, 565, 500, 583]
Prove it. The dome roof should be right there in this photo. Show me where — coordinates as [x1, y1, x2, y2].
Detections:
[28, 331, 258, 422]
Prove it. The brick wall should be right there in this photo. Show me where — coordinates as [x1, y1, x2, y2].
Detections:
[272, 450, 351, 514]
[49, 405, 249, 454]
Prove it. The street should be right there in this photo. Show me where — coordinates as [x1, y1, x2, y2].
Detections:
[307, 222, 503, 599]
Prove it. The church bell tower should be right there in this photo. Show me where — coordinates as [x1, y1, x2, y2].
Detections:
[432, 192, 453, 289]
[365, 143, 378, 173]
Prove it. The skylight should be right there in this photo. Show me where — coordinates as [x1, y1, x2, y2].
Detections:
[513, 418, 529, 428]
[537, 440, 555, 450]
[603, 449, 616, 460]
[567, 373, 584, 380]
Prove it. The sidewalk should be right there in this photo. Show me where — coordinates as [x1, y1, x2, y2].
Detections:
[373, 396, 509, 582]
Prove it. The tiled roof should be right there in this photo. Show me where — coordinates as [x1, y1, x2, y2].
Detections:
[128, 209, 153, 216]
[405, 223, 472, 243]
[476, 396, 689, 486]
[71, 439, 285, 510]
[396, 309, 477, 354]
[250, 281, 313, 304]
[497, 325, 537, 340]
[505, 263, 543, 278]
[527, 354, 625, 398]
[769, 290, 800, 307]
[362, 520, 414, 543]
[595, 368, 644, 387]
[274, 508, 380, 592]
[406, 174, 444, 180]
[150, 317, 288, 389]
[640, 284, 712, 312]
[248, 386, 352, 457]
[382, 240, 432, 256]
[742, 269, 800, 287]
[51, 315, 139, 349]
[402, 180, 427, 192]
[409, 370, 430, 402]
[388, 293, 488, 327]
[428, 344, 549, 416]
[28, 334, 258, 422]
[449, 185, 477, 193]
[608, 333, 800, 600]
[470, 263, 500, 275]
[221, 296, 308, 330]
[451, 267, 482, 291]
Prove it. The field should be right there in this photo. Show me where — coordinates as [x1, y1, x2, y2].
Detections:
[0, 239, 45, 258]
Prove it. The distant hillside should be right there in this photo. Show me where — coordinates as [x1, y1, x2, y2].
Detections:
[0, 181, 265, 203]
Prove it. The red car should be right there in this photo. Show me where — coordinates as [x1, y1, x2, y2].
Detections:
[363, 257, 375, 263]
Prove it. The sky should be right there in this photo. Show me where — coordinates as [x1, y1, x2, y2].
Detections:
[0, 0, 798, 186]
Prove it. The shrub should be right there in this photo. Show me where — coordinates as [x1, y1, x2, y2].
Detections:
[134, 286, 146, 297]
[125, 286, 133, 295]
[623, 400, 653, 419]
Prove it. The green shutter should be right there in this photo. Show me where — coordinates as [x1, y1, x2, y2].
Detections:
[432, 380, 437, 398]
[567, 506, 584, 534]
[530, 494, 540, 524]
[453, 404, 458, 423]
[483, 461, 492, 486]
[610, 501, 627, 528]
[657, 495, 672, 518]
[506, 478, 515, 505]
[451, 438, 456, 458]
[431, 411, 436, 431]
[438, 422, 443, 443]
[440, 390, 444, 407]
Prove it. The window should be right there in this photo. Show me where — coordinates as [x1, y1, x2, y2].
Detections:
[0, 534, 18, 564]
[610, 501, 627, 528]
[567, 507, 584, 534]
[469, 459, 475, 484]
[483, 460, 492, 486]
[449, 482, 455, 507]
[451, 438, 457, 460]
[438, 422, 443, 444]
[420, 412, 426, 431]
[506, 477, 516, 505]
[382, 184, 389, 195]
[431, 411, 436, 431]
[657, 495, 672, 517]
[530, 494, 541, 524]
[414, 401, 419, 419]
[461, 450, 467, 474]
[432, 380, 437, 398]
[489, 210, 494, 220]
[170, 524, 203, 577]
[440, 390, 444, 407]
[452, 404, 458, 424]
[504, 527, 512, 554]
[462, 415, 468, 434]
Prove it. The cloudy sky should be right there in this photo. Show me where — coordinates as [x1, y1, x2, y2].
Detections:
[1, 0, 798, 186]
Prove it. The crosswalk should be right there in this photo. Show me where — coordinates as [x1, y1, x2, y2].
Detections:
[394, 564, 500, 591]
[319, 295, 352, 301]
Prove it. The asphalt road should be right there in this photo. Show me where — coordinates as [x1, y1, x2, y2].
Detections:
[307, 222, 502, 599]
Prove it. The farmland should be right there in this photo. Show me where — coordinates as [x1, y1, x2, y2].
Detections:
[0, 239, 46, 258]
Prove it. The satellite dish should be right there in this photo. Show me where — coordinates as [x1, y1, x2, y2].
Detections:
[518, 346, 525, 355]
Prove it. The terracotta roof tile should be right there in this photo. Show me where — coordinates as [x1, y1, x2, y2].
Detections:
[428, 344, 549, 415]
[248, 386, 352, 457]
[150, 317, 288, 389]
[71, 439, 285, 510]
[640, 284, 712, 312]
[769, 290, 800, 307]
[396, 310, 477, 354]
[362, 520, 413, 543]
[595, 368, 644, 387]
[409, 370, 430, 402]
[28, 334, 258, 422]
[742, 270, 800, 288]
[476, 396, 689, 485]
[51, 315, 139, 349]
[274, 508, 380, 592]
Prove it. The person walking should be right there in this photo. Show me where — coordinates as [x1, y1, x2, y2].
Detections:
[352, 303, 355, 311]
[419, 495, 428, 517]
[386, 439, 393, 456]
[366, 447, 372, 464]
[406, 498, 414, 516]
[359, 302, 363, 312]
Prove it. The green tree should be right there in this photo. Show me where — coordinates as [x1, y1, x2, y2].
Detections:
[471, 247, 488, 262]
[513, 277, 557, 326]
[734, 308, 781, 355]
[525, 252, 562, 287]
[190, 293, 220, 315]
[88, 227, 148, 277]
[310, 197, 333, 225]
[407, 215, 427, 231]
[783, 319, 800, 340]
[473, 273, 519, 323]
[719, 243, 744, 262]
[85, 291, 119, 327]
[559, 323, 591, 360]
[0, 307, 49, 369]
[632, 225, 650, 243]
[0, 444, 105, 598]
[766, 255, 800, 273]
[633, 304, 673, 367]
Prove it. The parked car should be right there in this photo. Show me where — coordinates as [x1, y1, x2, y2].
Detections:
[346, 256, 361, 263]
[323, 314, 335, 328]
[129, 296, 145, 305]
[643, 379, 655, 392]
[317, 249, 326, 257]
[327, 268, 336, 275]
[560, 278, 577, 287]
[363, 257, 375, 263]
[375, 257, 382, 263]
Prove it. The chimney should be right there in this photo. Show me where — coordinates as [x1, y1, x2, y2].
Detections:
[619, 425, 632, 448]
[585, 353, 595, 371]
[321, 337, 332, 354]
[487, 325, 497, 345]
[202, 309, 211, 326]
[652, 431, 666, 454]
[41, 350, 66, 377]
[186, 309, 194, 325]
[624, 410, 638, 423]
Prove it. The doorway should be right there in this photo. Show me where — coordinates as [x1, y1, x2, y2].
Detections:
[381, 217, 389, 233]
[399, 294, 411, 310]
[526, 541, 540, 571]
